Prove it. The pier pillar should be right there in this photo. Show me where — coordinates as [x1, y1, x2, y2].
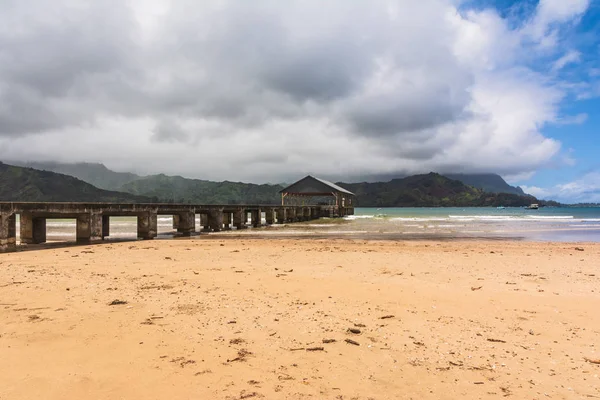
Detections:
[137, 212, 158, 240]
[0, 213, 16, 252]
[265, 208, 275, 225]
[251, 209, 261, 228]
[172, 214, 180, 230]
[175, 212, 195, 236]
[276, 208, 287, 224]
[223, 212, 232, 230]
[287, 208, 296, 222]
[102, 215, 110, 238]
[76, 212, 103, 243]
[233, 209, 247, 229]
[200, 214, 209, 232]
[20, 213, 47, 244]
[208, 208, 224, 232]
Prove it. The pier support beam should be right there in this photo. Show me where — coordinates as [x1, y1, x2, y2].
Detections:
[76, 212, 103, 243]
[137, 212, 157, 240]
[102, 215, 110, 238]
[174, 212, 195, 236]
[208, 208, 224, 232]
[276, 208, 287, 224]
[233, 209, 247, 229]
[0, 213, 16, 252]
[223, 212, 232, 230]
[265, 208, 274, 225]
[251, 209, 261, 228]
[20, 213, 47, 244]
[199, 214, 209, 231]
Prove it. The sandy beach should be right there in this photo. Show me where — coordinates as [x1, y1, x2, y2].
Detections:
[1, 237, 600, 399]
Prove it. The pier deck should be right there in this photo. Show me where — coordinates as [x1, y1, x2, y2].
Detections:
[0, 202, 354, 252]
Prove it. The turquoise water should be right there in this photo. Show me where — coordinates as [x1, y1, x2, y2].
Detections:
[345, 207, 600, 241]
[354, 206, 600, 221]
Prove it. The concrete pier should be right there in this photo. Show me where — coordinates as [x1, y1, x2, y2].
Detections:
[20, 213, 47, 244]
[276, 208, 287, 224]
[0, 202, 351, 252]
[234, 209, 247, 229]
[208, 208, 224, 232]
[265, 208, 275, 225]
[76, 212, 103, 243]
[251, 209, 261, 228]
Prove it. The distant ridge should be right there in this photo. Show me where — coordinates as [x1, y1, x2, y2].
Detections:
[0, 162, 151, 202]
[9, 161, 140, 191]
[444, 173, 525, 196]
[338, 173, 537, 207]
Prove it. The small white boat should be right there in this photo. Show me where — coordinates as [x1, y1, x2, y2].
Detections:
[526, 203, 539, 210]
[497, 206, 505, 210]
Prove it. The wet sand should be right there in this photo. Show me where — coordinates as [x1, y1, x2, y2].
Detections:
[1, 238, 600, 399]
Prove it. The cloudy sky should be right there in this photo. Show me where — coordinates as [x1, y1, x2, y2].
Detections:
[0, 0, 598, 202]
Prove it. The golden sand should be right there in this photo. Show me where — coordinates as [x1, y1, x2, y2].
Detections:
[1, 238, 599, 399]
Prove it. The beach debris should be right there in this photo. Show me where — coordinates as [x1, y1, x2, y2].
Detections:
[471, 286, 483, 291]
[345, 339, 360, 346]
[289, 348, 305, 351]
[108, 299, 128, 306]
[575, 247, 585, 251]
[195, 369, 212, 376]
[322, 339, 336, 343]
[487, 338, 506, 343]
[380, 315, 395, 319]
[164, 256, 172, 260]
[284, 269, 294, 273]
[474, 382, 484, 385]
[584, 357, 600, 365]
[140, 319, 155, 325]
[354, 323, 366, 328]
[28, 314, 41, 321]
[306, 347, 325, 351]
[238, 390, 259, 399]
[227, 349, 252, 362]
[230, 338, 245, 345]
[347, 328, 361, 334]
[227, 320, 237, 324]
[170, 357, 196, 368]
[413, 341, 425, 346]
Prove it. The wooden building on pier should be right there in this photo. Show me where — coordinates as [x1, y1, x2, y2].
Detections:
[279, 175, 355, 217]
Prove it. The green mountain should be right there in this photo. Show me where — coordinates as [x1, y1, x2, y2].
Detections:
[8, 161, 140, 190]
[339, 173, 537, 207]
[444, 173, 525, 195]
[119, 174, 283, 204]
[0, 162, 151, 202]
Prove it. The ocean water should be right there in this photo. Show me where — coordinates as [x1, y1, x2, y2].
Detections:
[13, 207, 600, 244]
[343, 207, 600, 242]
